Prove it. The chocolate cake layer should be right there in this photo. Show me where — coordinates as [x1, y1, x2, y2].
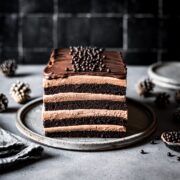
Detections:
[44, 100, 127, 111]
[45, 131, 126, 138]
[44, 84, 126, 95]
[44, 49, 127, 79]
[43, 116, 127, 127]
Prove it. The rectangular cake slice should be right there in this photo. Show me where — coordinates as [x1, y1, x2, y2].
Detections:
[42, 47, 127, 138]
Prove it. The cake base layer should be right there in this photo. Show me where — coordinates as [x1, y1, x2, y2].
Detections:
[45, 131, 126, 138]
[43, 116, 127, 127]
[44, 100, 127, 110]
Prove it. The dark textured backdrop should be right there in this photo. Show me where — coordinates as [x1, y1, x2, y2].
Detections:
[0, 0, 179, 65]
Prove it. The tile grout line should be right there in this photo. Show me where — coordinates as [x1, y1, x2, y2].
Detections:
[122, 14, 128, 52]
[18, 0, 24, 63]
[157, 0, 163, 62]
[53, 0, 58, 48]
[1, 13, 170, 18]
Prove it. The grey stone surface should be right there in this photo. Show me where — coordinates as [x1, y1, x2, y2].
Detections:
[0, 65, 180, 180]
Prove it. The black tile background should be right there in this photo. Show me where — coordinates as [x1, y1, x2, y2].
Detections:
[128, 18, 158, 49]
[20, 0, 54, 14]
[91, 18, 123, 47]
[127, 0, 158, 15]
[58, 17, 90, 47]
[0, 0, 180, 65]
[91, 0, 125, 13]
[22, 16, 53, 48]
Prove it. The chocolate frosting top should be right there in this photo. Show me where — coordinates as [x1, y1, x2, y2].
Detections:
[44, 48, 127, 79]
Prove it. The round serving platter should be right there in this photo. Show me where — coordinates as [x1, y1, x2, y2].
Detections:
[148, 62, 180, 90]
[16, 97, 157, 151]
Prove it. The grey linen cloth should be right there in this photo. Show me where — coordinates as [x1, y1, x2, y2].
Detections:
[0, 127, 43, 170]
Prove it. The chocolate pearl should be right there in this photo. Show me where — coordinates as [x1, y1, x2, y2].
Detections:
[107, 68, 111, 73]
[99, 48, 103, 52]
[167, 152, 173, 157]
[140, 150, 146, 154]
[102, 55, 106, 59]
[97, 54, 100, 59]
[76, 46, 80, 51]
[69, 47, 108, 72]
[150, 140, 156, 144]
[74, 62, 79, 67]
[72, 55, 77, 59]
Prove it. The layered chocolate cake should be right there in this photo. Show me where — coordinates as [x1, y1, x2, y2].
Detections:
[42, 47, 127, 138]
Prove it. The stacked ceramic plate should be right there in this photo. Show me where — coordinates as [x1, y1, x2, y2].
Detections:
[148, 62, 180, 90]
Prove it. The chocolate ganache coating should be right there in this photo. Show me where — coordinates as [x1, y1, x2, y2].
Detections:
[43, 47, 127, 79]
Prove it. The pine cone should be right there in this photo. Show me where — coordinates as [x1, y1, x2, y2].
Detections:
[173, 107, 180, 123]
[0, 93, 8, 112]
[136, 78, 155, 97]
[0, 59, 17, 76]
[175, 90, 180, 103]
[155, 92, 170, 108]
[10, 81, 31, 104]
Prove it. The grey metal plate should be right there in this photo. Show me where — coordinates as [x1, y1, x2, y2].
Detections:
[148, 62, 180, 89]
[16, 98, 157, 151]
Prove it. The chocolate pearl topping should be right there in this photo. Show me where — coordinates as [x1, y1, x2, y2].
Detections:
[68, 46, 111, 72]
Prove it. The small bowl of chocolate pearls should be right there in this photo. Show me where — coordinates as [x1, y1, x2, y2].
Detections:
[161, 131, 180, 152]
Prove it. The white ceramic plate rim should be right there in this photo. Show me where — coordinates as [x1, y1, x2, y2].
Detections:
[151, 79, 180, 90]
[148, 62, 180, 86]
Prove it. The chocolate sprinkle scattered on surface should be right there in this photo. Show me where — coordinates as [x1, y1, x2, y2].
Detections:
[140, 149, 147, 154]
[150, 140, 156, 144]
[167, 152, 173, 157]
[68, 46, 110, 72]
